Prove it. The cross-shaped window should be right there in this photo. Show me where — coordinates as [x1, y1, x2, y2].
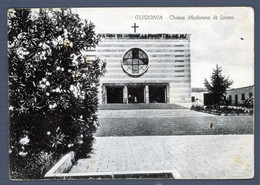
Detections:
[122, 48, 149, 76]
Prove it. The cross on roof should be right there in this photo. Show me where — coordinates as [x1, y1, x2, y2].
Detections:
[131, 23, 139, 33]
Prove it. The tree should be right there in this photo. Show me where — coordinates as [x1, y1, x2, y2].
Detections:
[8, 8, 106, 179]
[204, 65, 233, 105]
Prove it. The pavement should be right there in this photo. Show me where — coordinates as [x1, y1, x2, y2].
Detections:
[98, 103, 188, 110]
[96, 109, 253, 136]
[67, 109, 254, 179]
[97, 109, 214, 118]
[69, 135, 254, 179]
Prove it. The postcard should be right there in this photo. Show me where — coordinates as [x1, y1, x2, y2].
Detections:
[8, 7, 254, 180]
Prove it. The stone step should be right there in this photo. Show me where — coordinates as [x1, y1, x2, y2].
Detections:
[98, 103, 188, 110]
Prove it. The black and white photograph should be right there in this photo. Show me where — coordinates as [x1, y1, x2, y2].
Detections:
[8, 7, 254, 180]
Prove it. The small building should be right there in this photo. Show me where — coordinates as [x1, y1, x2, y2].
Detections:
[225, 85, 254, 105]
[191, 88, 207, 104]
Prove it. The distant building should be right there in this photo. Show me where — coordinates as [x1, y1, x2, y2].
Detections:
[93, 33, 192, 105]
[225, 85, 254, 105]
[202, 85, 254, 106]
[191, 88, 207, 103]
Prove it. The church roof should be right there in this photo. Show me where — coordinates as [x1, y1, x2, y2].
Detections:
[98, 33, 191, 40]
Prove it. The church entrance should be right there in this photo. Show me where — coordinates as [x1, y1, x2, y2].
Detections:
[106, 86, 124, 103]
[149, 86, 167, 103]
[128, 86, 145, 103]
[104, 84, 168, 104]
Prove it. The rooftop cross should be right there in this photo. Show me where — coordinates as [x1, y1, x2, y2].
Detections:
[131, 23, 139, 33]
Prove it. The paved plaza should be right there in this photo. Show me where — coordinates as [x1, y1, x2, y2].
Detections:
[69, 135, 254, 179]
[96, 109, 253, 136]
[67, 109, 254, 179]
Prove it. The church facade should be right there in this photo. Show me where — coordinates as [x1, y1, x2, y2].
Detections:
[94, 33, 191, 105]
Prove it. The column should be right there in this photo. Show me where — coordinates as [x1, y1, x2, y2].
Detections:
[102, 85, 107, 104]
[145, 85, 149, 104]
[97, 84, 103, 105]
[166, 85, 170, 103]
[123, 86, 128, 104]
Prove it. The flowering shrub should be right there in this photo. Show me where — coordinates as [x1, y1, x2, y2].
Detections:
[8, 8, 106, 179]
[243, 96, 254, 108]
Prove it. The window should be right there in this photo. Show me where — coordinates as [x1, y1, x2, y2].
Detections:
[249, 92, 253, 98]
[122, 48, 149, 76]
[228, 95, 232, 105]
[175, 70, 184, 72]
[241, 93, 245, 100]
[235, 94, 238, 104]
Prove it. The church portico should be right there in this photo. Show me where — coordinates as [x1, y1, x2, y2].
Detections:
[101, 83, 169, 104]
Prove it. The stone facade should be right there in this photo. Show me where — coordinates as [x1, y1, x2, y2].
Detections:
[225, 85, 254, 105]
[94, 34, 191, 105]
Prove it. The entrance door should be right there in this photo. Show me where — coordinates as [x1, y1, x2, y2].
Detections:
[128, 86, 145, 103]
[149, 86, 167, 103]
[106, 86, 124, 103]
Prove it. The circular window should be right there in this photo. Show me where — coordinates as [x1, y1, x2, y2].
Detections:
[122, 48, 149, 76]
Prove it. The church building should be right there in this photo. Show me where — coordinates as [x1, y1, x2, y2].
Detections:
[94, 31, 191, 106]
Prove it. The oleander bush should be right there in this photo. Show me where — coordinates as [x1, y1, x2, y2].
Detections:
[243, 96, 254, 108]
[8, 8, 106, 179]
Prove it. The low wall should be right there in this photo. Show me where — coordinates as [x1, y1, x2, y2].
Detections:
[44, 151, 75, 178]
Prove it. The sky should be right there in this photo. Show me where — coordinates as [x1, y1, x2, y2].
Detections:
[75, 7, 254, 88]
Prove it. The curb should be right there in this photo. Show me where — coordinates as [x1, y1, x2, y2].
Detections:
[44, 151, 75, 178]
[44, 169, 183, 179]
